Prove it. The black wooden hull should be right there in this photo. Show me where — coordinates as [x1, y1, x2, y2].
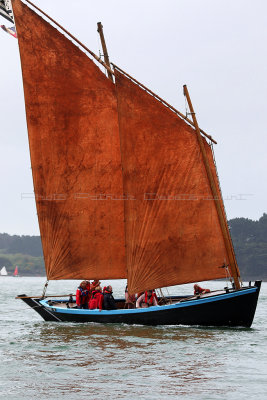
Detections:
[18, 281, 261, 327]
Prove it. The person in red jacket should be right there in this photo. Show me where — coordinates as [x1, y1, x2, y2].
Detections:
[194, 284, 211, 295]
[88, 286, 103, 311]
[76, 281, 89, 309]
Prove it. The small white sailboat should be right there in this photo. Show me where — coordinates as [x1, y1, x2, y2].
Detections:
[0, 266, 8, 276]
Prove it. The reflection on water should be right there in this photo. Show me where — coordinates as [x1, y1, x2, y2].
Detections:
[0, 278, 267, 400]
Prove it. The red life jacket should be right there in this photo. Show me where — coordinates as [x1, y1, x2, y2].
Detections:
[76, 287, 89, 306]
[194, 286, 210, 295]
[144, 291, 157, 305]
[89, 290, 103, 310]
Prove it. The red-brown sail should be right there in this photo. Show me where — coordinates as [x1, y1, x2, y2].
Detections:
[13, 0, 239, 292]
[12, 0, 126, 280]
[115, 70, 231, 294]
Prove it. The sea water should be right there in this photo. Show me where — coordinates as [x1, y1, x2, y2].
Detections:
[0, 277, 266, 400]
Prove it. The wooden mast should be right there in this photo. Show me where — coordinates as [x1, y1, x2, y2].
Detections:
[97, 22, 113, 82]
[183, 85, 240, 290]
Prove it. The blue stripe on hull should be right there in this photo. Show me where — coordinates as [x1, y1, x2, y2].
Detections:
[40, 287, 257, 316]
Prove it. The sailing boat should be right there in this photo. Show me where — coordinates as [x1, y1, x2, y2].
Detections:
[0, 266, 8, 276]
[9, 0, 260, 326]
[13, 265, 19, 277]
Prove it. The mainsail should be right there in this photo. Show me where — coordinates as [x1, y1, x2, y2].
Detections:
[12, 0, 239, 293]
[115, 70, 232, 293]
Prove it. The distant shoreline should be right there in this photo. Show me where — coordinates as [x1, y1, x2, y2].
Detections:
[1, 214, 267, 280]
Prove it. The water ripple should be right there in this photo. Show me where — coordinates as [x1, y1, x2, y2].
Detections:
[0, 278, 267, 399]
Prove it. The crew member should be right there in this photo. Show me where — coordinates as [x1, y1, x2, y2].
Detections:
[76, 281, 89, 309]
[194, 284, 211, 295]
[136, 290, 158, 308]
[89, 286, 103, 311]
[125, 285, 136, 309]
[91, 279, 101, 291]
[103, 285, 117, 310]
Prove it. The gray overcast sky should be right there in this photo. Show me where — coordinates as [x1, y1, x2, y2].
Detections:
[0, 0, 266, 235]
